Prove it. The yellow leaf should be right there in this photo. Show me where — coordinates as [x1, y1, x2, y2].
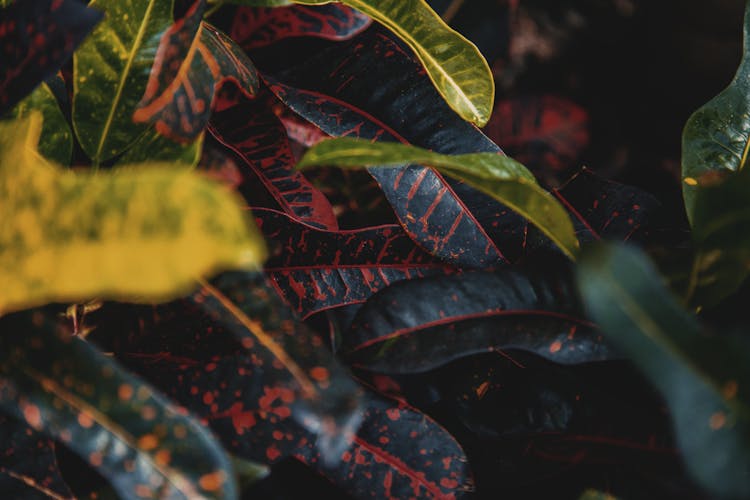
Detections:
[294, 0, 494, 126]
[0, 114, 266, 315]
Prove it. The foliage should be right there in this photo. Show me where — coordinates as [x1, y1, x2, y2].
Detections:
[0, 0, 749, 498]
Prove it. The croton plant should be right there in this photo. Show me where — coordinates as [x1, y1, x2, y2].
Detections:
[0, 0, 749, 498]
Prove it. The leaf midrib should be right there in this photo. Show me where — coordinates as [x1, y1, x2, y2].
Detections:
[94, 0, 159, 164]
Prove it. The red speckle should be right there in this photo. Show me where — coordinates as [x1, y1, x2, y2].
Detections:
[310, 366, 329, 382]
[386, 408, 400, 421]
[442, 457, 452, 470]
[440, 478, 459, 489]
[203, 392, 214, 405]
[266, 445, 281, 461]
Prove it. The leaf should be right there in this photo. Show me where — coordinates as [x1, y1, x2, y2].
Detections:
[116, 128, 205, 167]
[208, 89, 337, 230]
[298, 137, 579, 259]
[133, 7, 261, 143]
[0, 113, 265, 315]
[343, 267, 614, 373]
[295, 394, 473, 499]
[73, 0, 179, 164]
[231, 4, 371, 49]
[193, 272, 364, 465]
[577, 243, 750, 498]
[0, 0, 102, 115]
[681, 0, 750, 222]
[265, 27, 529, 266]
[293, 0, 494, 126]
[4, 82, 73, 166]
[484, 95, 589, 179]
[255, 207, 454, 318]
[0, 414, 73, 500]
[0, 311, 238, 499]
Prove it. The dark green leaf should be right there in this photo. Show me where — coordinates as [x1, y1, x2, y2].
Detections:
[577, 243, 750, 498]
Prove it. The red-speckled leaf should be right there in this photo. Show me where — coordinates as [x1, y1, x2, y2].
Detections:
[552, 168, 660, 244]
[193, 272, 364, 464]
[133, 0, 259, 142]
[254, 208, 455, 318]
[0, 0, 102, 114]
[296, 394, 473, 499]
[208, 89, 337, 230]
[342, 266, 617, 373]
[0, 414, 73, 499]
[232, 4, 371, 50]
[0, 312, 237, 499]
[264, 26, 528, 267]
[483, 95, 590, 180]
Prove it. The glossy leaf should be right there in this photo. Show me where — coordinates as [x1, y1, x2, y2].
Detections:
[484, 95, 589, 178]
[0, 414, 73, 499]
[0, 312, 237, 499]
[577, 243, 750, 498]
[4, 82, 73, 166]
[0, 114, 265, 315]
[255, 208, 454, 318]
[116, 128, 205, 168]
[133, 8, 260, 142]
[231, 4, 371, 49]
[294, 0, 494, 126]
[296, 394, 473, 499]
[73, 0, 178, 164]
[193, 272, 364, 464]
[298, 137, 579, 259]
[343, 267, 614, 373]
[0, 0, 102, 115]
[682, 0, 750, 223]
[208, 89, 337, 230]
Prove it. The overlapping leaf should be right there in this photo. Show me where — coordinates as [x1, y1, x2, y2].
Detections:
[0, 414, 73, 499]
[73, 0, 179, 164]
[0, 311, 237, 499]
[255, 208, 454, 318]
[294, 0, 494, 126]
[116, 128, 205, 167]
[208, 89, 337, 229]
[231, 4, 371, 49]
[0, 0, 102, 115]
[577, 243, 750, 498]
[265, 28, 529, 267]
[343, 266, 614, 373]
[682, 0, 750, 223]
[0, 114, 265, 315]
[297, 137, 579, 259]
[133, 3, 260, 142]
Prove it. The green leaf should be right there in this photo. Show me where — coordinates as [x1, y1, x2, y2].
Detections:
[682, 0, 750, 223]
[292, 0, 494, 126]
[0, 311, 237, 499]
[73, 0, 176, 165]
[297, 137, 579, 259]
[116, 128, 205, 168]
[0, 113, 265, 315]
[577, 243, 750, 498]
[4, 82, 72, 166]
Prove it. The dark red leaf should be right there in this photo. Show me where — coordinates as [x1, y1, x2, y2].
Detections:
[483, 95, 590, 179]
[296, 394, 473, 499]
[342, 267, 616, 373]
[0, 0, 102, 114]
[0, 414, 73, 499]
[254, 208, 455, 319]
[231, 4, 371, 50]
[134, 0, 259, 142]
[208, 89, 338, 230]
[264, 26, 529, 267]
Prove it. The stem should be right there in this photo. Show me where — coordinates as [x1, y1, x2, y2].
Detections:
[204, 1, 225, 18]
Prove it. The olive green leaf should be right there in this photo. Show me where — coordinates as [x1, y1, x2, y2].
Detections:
[682, 0, 750, 223]
[577, 243, 750, 498]
[297, 137, 578, 259]
[73, 0, 176, 166]
[0, 113, 265, 315]
[4, 82, 72, 166]
[0, 311, 237, 499]
[292, 0, 494, 126]
[116, 128, 205, 168]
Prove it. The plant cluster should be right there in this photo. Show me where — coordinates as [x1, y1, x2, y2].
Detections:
[0, 0, 749, 499]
